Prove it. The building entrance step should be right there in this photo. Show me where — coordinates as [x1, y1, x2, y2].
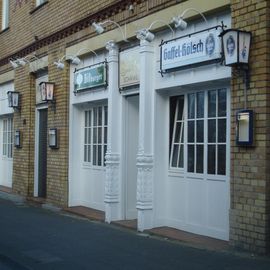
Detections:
[65, 206, 105, 222]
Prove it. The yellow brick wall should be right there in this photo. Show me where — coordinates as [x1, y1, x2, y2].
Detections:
[4, 0, 180, 208]
[230, 0, 270, 254]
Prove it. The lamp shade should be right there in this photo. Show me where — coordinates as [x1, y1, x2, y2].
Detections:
[39, 82, 55, 102]
[220, 29, 251, 67]
[7, 91, 20, 108]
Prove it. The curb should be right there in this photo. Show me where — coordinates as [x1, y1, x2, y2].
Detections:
[0, 191, 25, 204]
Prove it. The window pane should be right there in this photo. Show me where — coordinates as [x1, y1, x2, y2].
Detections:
[104, 127, 107, 144]
[104, 106, 108, 125]
[218, 119, 226, 143]
[218, 89, 227, 117]
[208, 90, 216, 117]
[85, 111, 88, 126]
[88, 145, 91, 163]
[98, 145, 102, 166]
[88, 128, 91, 144]
[188, 121, 194, 143]
[84, 146, 87, 162]
[174, 122, 181, 143]
[208, 119, 216, 143]
[218, 145, 226, 175]
[188, 145, 194, 172]
[93, 127, 97, 144]
[98, 127, 102, 144]
[104, 145, 107, 165]
[93, 108, 97, 126]
[196, 145, 204, 173]
[84, 128, 87, 144]
[98, 107, 102, 126]
[207, 145, 216, 174]
[177, 97, 184, 120]
[93, 145, 97, 165]
[88, 111, 92, 127]
[178, 145, 184, 168]
[196, 92, 204, 118]
[188, 93, 195, 119]
[181, 125, 184, 143]
[171, 145, 179, 167]
[196, 120, 204, 143]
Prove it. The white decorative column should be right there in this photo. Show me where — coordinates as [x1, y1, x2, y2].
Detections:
[104, 41, 122, 223]
[137, 39, 155, 231]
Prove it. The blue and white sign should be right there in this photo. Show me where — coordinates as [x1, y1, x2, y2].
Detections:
[160, 28, 222, 71]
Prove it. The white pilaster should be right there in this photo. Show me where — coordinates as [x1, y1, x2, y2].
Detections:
[104, 41, 122, 223]
[137, 39, 155, 231]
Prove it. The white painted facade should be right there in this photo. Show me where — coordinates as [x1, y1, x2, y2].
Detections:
[68, 12, 231, 240]
[0, 81, 14, 188]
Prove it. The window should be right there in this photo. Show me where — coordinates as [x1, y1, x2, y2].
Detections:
[36, 0, 46, 6]
[187, 92, 205, 173]
[84, 105, 107, 167]
[170, 96, 184, 168]
[169, 89, 228, 176]
[1, 0, 9, 30]
[207, 89, 227, 175]
[3, 117, 13, 158]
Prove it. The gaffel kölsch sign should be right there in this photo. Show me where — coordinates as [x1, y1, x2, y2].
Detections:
[160, 27, 222, 72]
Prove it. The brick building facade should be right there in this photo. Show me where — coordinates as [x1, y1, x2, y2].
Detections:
[0, 0, 269, 254]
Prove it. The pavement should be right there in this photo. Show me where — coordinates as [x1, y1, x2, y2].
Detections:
[0, 191, 270, 270]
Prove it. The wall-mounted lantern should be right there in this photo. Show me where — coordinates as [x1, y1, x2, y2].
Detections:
[48, 128, 58, 149]
[39, 82, 56, 111]
[221, 30, 253, 147]
[7, 91, 21, 111]
[14, 130, 22, 148]
[220, 29, 251, 68]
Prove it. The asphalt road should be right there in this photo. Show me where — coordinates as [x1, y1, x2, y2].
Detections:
[0, 197, 269, 270]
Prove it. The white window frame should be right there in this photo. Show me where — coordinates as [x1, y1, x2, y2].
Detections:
[2, 0, 9, 30]
[2, 117, 13, 159]
[83, 105, 107, 167]
[169, 88, 228, 177]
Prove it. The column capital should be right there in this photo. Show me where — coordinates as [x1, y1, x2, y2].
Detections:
[106, 40, 119, 52]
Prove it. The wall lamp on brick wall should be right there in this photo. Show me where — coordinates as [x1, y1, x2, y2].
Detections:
[7, 91, 21, 112]
[136, 20, 175, 42]
[92, 20, 129, 42]
[39, 82, 56, 111]
[54, 56, 66, 70]
[9, 58, 29, 69]
[9, 55, 40, 69]
[220, 29, 252, 107]
[171, 8, 208, 30]
[66, 48, 98, 66]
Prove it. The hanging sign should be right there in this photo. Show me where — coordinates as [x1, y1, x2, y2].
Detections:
[119, 46, 140, 89]
[160, 26, 222, 73]
[74, 62, 107, 92]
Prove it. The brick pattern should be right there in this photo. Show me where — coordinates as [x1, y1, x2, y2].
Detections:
[1, 0, 178, 208]
[230, 0, 270, 254]
[2, 0, 270, 253]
